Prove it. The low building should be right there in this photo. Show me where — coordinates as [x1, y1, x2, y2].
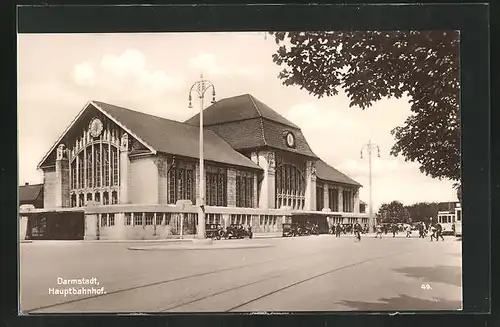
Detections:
[359, 200, 367, 214]
[20, 94, 369, 240]
[19, 182, 44, 210]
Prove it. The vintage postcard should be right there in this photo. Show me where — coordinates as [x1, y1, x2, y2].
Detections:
[18, 30, 462, 313]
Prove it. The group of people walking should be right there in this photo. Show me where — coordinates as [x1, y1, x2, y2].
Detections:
[330, 220, 446, 243]
[331, 223, 366, 238]
[373, 221, 445, 241]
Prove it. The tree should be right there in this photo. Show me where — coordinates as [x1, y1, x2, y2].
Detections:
[405, 202, 439, 223]
[270, 31, 460, 182]
[377, 201, 411, 224]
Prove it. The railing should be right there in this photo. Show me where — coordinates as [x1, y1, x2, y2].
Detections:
[19, 201, 370, 241]
[80, 202, 289, 240]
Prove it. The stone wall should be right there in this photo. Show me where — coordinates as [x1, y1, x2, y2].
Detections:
[157, 154, 169, 204]
[43, 168, 57, 208]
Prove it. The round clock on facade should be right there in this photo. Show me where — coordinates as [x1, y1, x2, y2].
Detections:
[286, 131, 295, 148]
[89, 118, 104, 138]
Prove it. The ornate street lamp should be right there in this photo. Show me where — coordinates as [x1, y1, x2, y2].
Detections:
[188, 74, 216, 239]
[360, 140, 381, 233]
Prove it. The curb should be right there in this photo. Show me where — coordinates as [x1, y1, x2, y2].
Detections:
[127, 242, 274, 251]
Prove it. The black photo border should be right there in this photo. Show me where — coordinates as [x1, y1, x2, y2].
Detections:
[2, 2, 493, 327]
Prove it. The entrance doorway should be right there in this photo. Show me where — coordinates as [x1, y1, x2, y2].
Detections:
[291, 214, 329, 234]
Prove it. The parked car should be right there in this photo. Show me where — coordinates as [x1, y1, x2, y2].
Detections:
[225, 224, 252, 239]
[205, 223, 224, 240]
[282, 223, 299, 237]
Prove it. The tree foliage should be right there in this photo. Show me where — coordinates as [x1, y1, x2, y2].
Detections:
[379, 201, 459, 225]
[376, 201, 410, 224]
[270, 31, 460, 181]
[405, 202, 439, 223]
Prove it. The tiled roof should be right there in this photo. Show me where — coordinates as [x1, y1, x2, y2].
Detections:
[92, 101, 262, 170]
[185, 94, 299, 128]
[204, 118, 266, 150]
[261, 119, 317, 158]
[315, 159, 362, 187]
[185, 94, 317, 158]
[19, 184, 43, 203]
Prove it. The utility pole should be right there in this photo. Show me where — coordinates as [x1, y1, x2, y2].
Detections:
[188, 73, 216, 239]
[361, 140, 381, 233]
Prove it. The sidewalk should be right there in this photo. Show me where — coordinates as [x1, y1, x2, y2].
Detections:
[252, 232, 282, 239]
[128, 240, 274, 251]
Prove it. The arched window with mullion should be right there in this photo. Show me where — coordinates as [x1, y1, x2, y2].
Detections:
[103, 144, 110, 187]
[86, 151, 93, 188]
[94, 147, 101, 188]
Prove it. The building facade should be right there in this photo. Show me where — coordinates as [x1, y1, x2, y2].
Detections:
[20, 94, 369, 240]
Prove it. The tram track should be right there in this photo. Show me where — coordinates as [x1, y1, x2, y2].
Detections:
[159, 250, 412, 312]
[23, 244, 343, 313]
[225, 250, 411, 311]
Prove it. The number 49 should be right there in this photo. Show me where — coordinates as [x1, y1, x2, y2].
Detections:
[421, 284, 432, 290]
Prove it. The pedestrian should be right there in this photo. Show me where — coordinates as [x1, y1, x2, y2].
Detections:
[430, 224, 437, 241]
[375, 225, 383, 238]
[353, 222, 362, 242]
[418, 223, 424, 238]
[435, 223, 444, 241]
[335, 223, 341, 237]
[406, 224, 412, 238]
[391, 224, 398, 238]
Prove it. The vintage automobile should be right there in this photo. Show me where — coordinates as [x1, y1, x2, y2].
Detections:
[306, 223, 320, 236]
[297, 222, 319, 236]
[205, 223, 224, 240]
[224, 224, 253, 239]
[282, 223, 300, 237]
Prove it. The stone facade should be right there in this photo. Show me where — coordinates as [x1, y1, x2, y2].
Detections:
[304, 160, 317, 211]
[156, 154, 169, 204]
[55, 144, 70, 208]
[32, 99, 368, 241]
[338, 186, 344, 212]
[120, 133, 131, 204]
[323, 184, 329, 211]
[129, 156, 159, 204]
[257, 151, 276, 209]
[43, 168, 57, 208]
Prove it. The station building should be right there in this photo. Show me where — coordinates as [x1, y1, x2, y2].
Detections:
[19, 94, 369, 240]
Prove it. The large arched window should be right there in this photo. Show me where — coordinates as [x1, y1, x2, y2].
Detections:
[275, 152, 306, 210]
[70, 142, 120, 207]
[235, 171, 253, 208]
[168, 161, 195, 205]
[206, 166, 227, 207]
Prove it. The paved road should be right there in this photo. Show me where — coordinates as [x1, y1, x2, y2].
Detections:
[19, 234, 462, 313]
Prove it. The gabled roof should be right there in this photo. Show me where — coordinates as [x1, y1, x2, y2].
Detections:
[316, 159, 362, 187]
[185, 94, 300, 128]
[39, 101, 262, 171]
[93, 102, 262, 170]
[19, 183, 43, 203]
[37, 100, 157, 169]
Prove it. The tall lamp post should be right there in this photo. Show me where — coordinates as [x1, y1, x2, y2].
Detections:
[360, 140, 380, 233]
[188, 74, 216, 239]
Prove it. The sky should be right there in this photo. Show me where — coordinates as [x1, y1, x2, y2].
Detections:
[17, 32, 458, 211]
